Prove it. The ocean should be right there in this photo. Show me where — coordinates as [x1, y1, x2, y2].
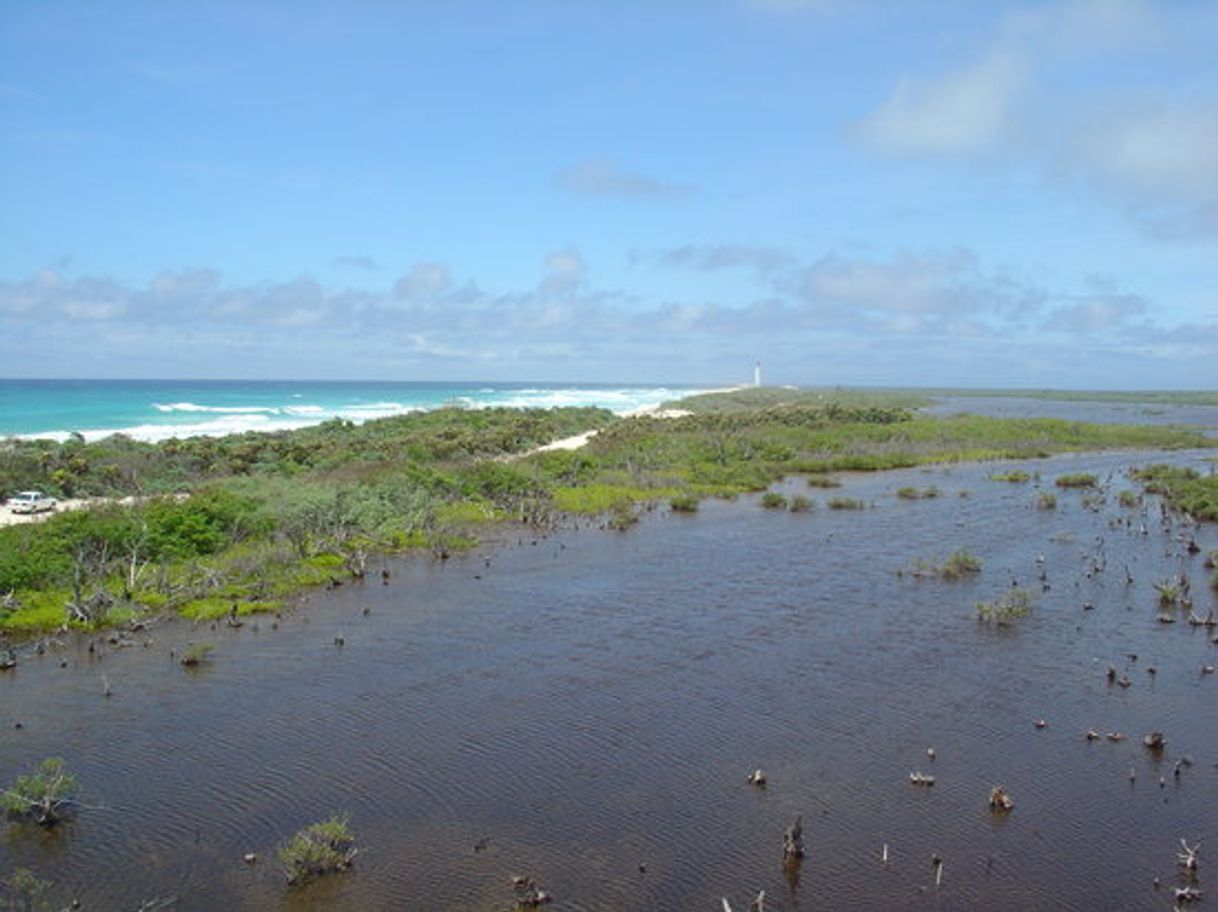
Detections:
[0, 379, 714, 443]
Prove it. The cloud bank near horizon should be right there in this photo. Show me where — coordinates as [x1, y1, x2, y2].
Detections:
[3, 247, 1211, 389]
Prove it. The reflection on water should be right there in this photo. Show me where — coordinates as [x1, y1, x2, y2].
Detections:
[2, 450, 1217, 911]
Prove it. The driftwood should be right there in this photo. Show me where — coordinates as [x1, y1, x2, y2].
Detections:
[989, 785, 1013, 812]
[1144, 731, 1167, 751]
[723, 892, 766, 912]
[511, 875, 552, 908]
[783, 816, 805, 861]
[1177, 839, 1200, 874]
[909, 772, 935, 786]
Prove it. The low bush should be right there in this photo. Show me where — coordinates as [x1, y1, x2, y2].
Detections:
[976, 588, 1035, 626]
[805, 474, 841, 489]
[989, 469, 1031, 482]
[2, 757, 78, 827]
[1055, 473, 1097, 489]
[278, 815, 358, 885]
[669, 494, 700, 513]
[827, 497, 865, 510]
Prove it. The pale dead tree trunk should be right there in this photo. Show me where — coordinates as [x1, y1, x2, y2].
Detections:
[125, 522, 151, 596]
[68, 541, 112, 624]
[344, 548, 367, 579]
[1178, 839, 1200, 875]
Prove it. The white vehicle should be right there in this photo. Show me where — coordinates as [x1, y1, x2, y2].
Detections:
[7, 491, 58, 514]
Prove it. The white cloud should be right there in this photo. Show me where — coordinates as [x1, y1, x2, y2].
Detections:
[557, 160, 692, 199]
[0, 254, 1209, 387]
[852, 0, 1218, 240]
[652, 244, 794, 274]
[393, 261, 452, 302]
[539, 249, 586, 296]
[1043, 293, 1146, 333]
[1060, 102, 1218, 237]
[854, 50, 1028, 158]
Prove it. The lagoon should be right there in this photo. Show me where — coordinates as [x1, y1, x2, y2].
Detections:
[2, 445, 1215, 910]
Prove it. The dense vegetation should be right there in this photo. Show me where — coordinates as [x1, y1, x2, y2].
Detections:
[1, 392, 1213, 635]
[1132, 464, 1218, 521]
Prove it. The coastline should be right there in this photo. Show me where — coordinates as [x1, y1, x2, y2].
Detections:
[0, 379, 728, 443]
[0, 389, 744, 527]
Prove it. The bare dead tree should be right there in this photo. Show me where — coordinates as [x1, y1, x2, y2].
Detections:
[784, 815, 805, 862]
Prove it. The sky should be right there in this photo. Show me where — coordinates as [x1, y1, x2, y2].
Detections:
[1, 0, 1216, 389]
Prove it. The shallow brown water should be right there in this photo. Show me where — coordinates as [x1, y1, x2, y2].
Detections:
[2, 450, 1217, 911]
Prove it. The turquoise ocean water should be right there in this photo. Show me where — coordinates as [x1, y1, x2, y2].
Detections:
[0, 379, 716, 442]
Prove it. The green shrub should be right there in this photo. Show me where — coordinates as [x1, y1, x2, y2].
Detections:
[1055, 473, 1097, 489]
[669, 494, 699, 513]
[976, 588, 1035, 626]
[905, 549, 982, 580]
[0, 867, 55, 912]
[2, 757, 78, 827]
[806, 474, 841, 488]
[1132, 464, 1218, 521]
[179, 642, 215, 666]
[278, 815, 358, 885]
[989, 470, 1031, 482]
[827, 497, 865, 510]
[897, 485, 941, 500]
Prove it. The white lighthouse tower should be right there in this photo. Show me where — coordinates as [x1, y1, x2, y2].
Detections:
[753, 361, 762, 388]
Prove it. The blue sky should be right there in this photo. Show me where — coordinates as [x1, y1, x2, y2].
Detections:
[1, 0, 1215, 388]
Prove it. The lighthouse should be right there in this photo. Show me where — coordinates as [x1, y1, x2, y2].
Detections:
[753, 361, 762, 388]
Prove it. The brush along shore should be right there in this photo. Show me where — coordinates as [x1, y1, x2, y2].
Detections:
[2, 389, 1214, 635]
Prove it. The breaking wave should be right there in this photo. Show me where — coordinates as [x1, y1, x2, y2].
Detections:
[16, 384, 728, 444]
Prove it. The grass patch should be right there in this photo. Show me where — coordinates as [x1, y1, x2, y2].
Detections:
[805, 474, 842, 488]
[1055, 473, 1098, 488]
[1132, 465, 1218, 521]
[1035, 492, 1057, 510]
[760, 492, 788, 509]
[179, 642, 214, 666]
[669, 494, 700, 513]
[896, 485, 940, 499]
[976, 588, 1035, 626]
[789, 495, 813, 513]
[827, 497, 865, 510]
[989, 469, 1032, 482]
[551, 483, 654, 514]
[904, 549, 982, 580]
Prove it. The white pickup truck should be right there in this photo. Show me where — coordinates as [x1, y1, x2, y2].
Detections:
[7, 491, 59, 514]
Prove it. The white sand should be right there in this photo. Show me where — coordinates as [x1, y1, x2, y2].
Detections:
[1, 494, 184, 527]
[511, 393, 729, 459]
